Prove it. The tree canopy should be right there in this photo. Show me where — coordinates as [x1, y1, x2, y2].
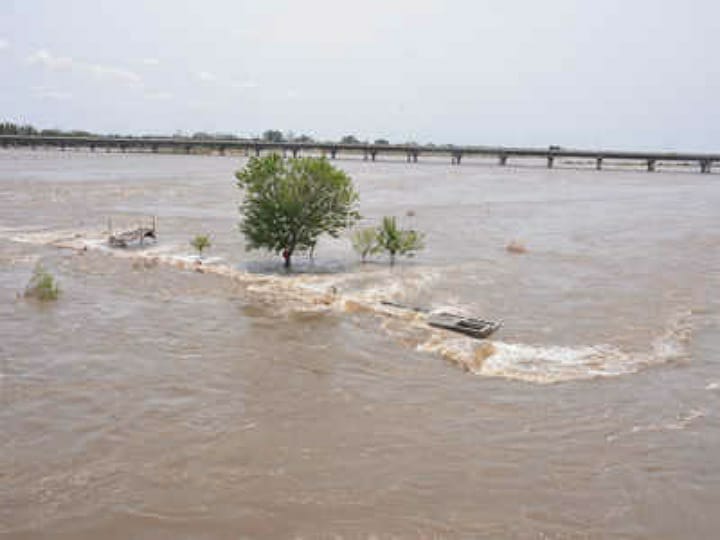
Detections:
[340, 135, 361, 144]
[236, 154, 359, 267]
[262, 129, 285, 143]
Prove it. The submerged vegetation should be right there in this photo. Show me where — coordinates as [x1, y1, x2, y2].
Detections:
[24, 264, 60, 301]
[375, 216, 425, 265]
[352, 217, 425, 265]
[190, 234, 212, 259]
[352, 227, 380, 262]
[236, 154, 360, 268]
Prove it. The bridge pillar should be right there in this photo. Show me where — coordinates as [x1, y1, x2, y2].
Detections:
[370, 150, 377, 161]
[364, 150, 369, 161]
[596, 157, 603, 170]
[412, 151, 418, 163]
[152, 144, 159, 153]
[330, 148, 337, 160]
[60, 143, 66, 151]
[292, 148, 299, 159]
[451, 153, 463, 165]
[700, 160, 712, 174]
[120, 145, 127, 153]
[546, 155, 554, 169]
[499, 154, 507, 166]
[647, 159, 656, 172]
[218, 146, 225, 156]
[89, 144, 96, 152]
[406, 152, 411, 163]
[255, 146, 261, 157]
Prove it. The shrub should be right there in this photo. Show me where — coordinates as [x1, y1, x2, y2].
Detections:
[190, 234, 212, 258]
[375, 216, 425, 265]
[24, 264, 60, 301]
[351, 227, 379, 262]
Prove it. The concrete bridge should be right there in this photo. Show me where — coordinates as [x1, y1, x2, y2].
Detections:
[0, 135, 717, 173]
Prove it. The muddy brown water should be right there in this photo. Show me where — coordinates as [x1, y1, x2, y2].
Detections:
[1, 150, 719, 538]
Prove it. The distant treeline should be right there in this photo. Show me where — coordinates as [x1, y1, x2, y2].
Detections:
[0, 122, 398, 146]
[0, 122, 93, 137]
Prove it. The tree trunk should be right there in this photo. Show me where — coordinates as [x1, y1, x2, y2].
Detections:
[390, 252, 396, 266]
[283, 246, 293, 268]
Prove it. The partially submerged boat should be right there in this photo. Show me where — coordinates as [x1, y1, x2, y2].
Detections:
[380, 300, 501, 340]
[427, 312, 501, 339]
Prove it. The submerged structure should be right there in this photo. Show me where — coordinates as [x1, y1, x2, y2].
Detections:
[108, 217, 157, 248]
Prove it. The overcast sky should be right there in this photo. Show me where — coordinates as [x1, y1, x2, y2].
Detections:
[1, 0, 719, 150]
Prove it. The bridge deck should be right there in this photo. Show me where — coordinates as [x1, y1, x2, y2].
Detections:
[1, 135, 717, 172]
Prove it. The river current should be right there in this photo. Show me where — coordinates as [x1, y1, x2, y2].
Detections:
[1, 150, 719, 538]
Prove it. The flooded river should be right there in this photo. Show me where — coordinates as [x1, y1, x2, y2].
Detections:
[1, 150, 719, 538]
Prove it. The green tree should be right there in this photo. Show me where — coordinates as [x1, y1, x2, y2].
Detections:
[340, 135, 360, 144]
[352, 227, 379, 262]
[262, 129, 285, 143]
[190, 234, 212, 259]
[1, 122, 38, 136]
[236, 155, 360, 268]
[375, 216, 424, 266]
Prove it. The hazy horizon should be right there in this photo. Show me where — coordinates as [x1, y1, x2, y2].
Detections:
[2, 0, 719, 151]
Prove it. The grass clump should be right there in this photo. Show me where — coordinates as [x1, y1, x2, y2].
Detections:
[24, 264, 60, 301]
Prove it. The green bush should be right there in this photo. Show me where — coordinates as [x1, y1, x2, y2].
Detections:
[190, 234, 212, 258]
[375, 216, 425, 266]
[24, 264, 60, 301]
[351, 227, 379, 262]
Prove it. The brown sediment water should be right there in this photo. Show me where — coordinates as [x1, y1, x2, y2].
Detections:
[1, 149, 719, 538]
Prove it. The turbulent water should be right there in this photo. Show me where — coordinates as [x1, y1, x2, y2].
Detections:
[1, 149, 719, 538]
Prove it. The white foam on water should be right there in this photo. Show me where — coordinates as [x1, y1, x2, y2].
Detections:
[7, 229, 85, 245]
[418, 310, 693, 384]
[478, 342, 639, 382]
[351, 267, 443, 306]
